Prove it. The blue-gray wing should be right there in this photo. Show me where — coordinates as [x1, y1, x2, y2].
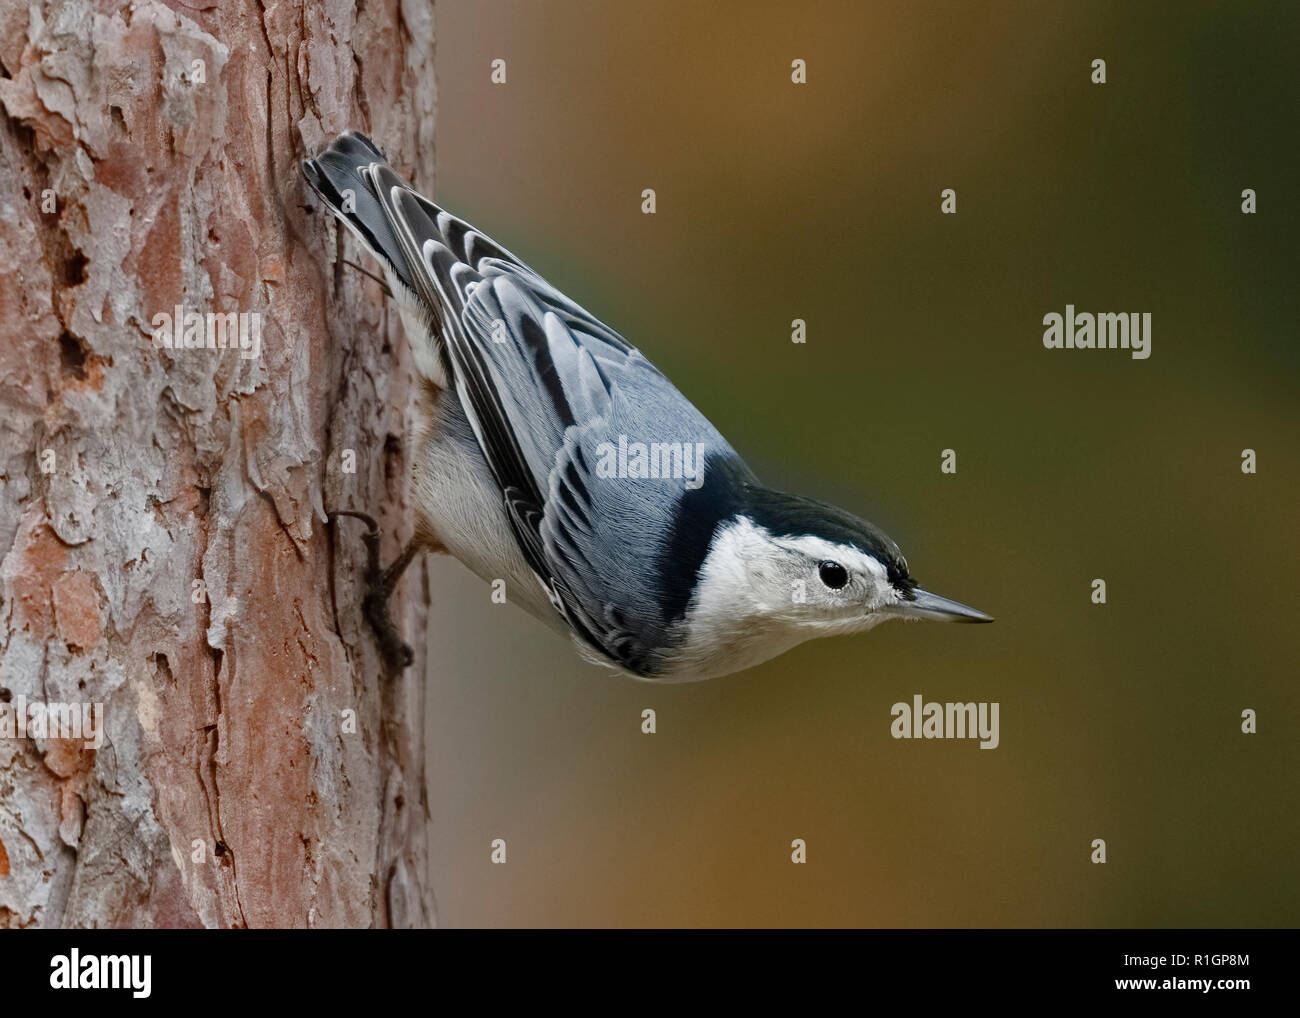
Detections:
[370, 169, 738, 674]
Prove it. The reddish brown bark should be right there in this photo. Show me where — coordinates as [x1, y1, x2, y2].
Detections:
[0, 0, 437, 928]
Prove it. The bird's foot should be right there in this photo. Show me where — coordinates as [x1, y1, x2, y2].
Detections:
[329, 510, 421, 675]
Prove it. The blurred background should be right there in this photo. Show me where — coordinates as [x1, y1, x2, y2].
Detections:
[421, 0, 1299, 926]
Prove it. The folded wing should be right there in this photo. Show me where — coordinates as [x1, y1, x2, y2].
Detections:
[368, 166, 738, 674]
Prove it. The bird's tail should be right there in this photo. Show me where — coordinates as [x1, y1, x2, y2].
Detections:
[301, 132, 415, 291]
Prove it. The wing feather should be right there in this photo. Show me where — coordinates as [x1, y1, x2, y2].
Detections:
[369, 170, 737, 674]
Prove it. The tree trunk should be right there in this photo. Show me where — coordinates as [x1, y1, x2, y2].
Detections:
[0, 0, 438, 928]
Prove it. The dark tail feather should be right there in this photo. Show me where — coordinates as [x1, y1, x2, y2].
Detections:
[301, 132, 414, 289]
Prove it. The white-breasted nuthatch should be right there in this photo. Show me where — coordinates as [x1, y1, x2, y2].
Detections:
[304, 132, 991, 681]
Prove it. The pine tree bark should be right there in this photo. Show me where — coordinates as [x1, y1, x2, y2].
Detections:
[0, 0, 438, 928]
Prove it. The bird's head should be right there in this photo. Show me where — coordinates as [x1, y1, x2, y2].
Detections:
[674, 486, 991, 677]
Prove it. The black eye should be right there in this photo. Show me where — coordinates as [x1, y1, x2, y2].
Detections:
[818, 561, 848, 590]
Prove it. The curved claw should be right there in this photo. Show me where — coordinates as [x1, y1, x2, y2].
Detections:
[328, 509, 379, 535]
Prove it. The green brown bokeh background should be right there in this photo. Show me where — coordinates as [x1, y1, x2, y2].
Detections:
[420, 0, 1298, 926]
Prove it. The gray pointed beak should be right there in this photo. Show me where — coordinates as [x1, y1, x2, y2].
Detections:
[894, 588, 993, 623]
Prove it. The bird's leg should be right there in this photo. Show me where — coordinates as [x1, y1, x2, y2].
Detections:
[329, 510, 423, 675]
[341, 258, 393, 298]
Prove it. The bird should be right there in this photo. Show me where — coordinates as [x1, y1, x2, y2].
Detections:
[302, 132, 992, 682]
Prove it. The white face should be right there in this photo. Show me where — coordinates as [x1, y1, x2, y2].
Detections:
[666, 517, 908, 680]
[729, 526, 905, 635]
